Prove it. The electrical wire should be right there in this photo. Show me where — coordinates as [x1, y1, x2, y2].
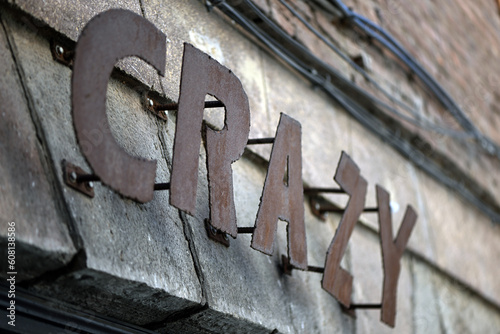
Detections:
[327, 0, 500, 157]
[207, 0, 500, 222]
[234, 0, 472, 138]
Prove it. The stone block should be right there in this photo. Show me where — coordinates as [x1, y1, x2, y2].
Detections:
[411, 260, 444, 334]
[350, 227, 413, 334]
[434, 270, 500, 334]
[0, 11, 76, 280]
[3, 12, 203, 324]
[418, 168, 500, 306]
[412, 258, 500, 334]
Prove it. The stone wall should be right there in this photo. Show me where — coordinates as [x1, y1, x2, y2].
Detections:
[0, 0, 499, 333]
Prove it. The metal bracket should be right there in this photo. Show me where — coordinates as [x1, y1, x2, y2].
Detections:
[62, 160, 95, 198]
[309, 196, 328, 221]
[50, 40, 74, 67]
[204, 219, 230, 247]
[144, 94, 169, 121]
[340, 304, 357, 318]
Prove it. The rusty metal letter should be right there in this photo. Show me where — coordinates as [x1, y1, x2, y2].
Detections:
[170, 44, 250, 237]
[376, 185, 417, 327]
[322, 152, 367, 307]
[251, 113, 307, 270]
[72, 9, 166, 203]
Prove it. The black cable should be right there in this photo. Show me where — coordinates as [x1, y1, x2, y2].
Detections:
[209, 0, 500, 223]
[328, 0, 500, 157]
[278, 0, 472, 139]
[232, 0, 472, 138]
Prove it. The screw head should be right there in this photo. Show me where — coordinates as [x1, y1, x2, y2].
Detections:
[147, 98, 154, 107]
[55, 45, 64, 56]
[223, 233, 229, 241]
[87, 181, 94, 189]
[69, 171, 77, 183]
[314, 202, 320, 210]
[209, 225, 217, 236]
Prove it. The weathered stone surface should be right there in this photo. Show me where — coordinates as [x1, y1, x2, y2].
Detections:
[3, 10, 202, 323]
[0, 11, 76, 280]
[417, 168, 500, 306]
[31, 269, 197, 326]
[411, 260, 444, 334]
[9, 0, 164, 93]
[412, 258, 500, 334]
[350, 227, 413, 334]
[434, 270, 500, 334]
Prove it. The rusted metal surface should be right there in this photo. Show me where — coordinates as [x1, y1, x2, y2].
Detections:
[322, 151, 367, 307]
[72, 9, 166, 203]
[170, 43, 250, 237]
[62, 160, 95, 198]
[205, 219, 230, 247]
[376, 185, 417, 327]
[251, 113, 307, 270]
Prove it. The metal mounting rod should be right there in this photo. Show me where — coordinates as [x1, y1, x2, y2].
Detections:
[76, 174, 100, 183]
[317, 204, 378, 214]
[305, 265, 325, 273]
[75, 173, 171, 191]
[246, 138, 275, 145]
[153, 182, 171, 191]
[303, 187, 346, 195]
[155, 100, 224, 111]
[282, 255, 324, 275]
[64, 161, 172, 196]
[237, 227, 255, 234]
[348, 303, 382, 310]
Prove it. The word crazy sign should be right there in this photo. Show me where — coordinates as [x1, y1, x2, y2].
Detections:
[66, 9, 417, 328]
